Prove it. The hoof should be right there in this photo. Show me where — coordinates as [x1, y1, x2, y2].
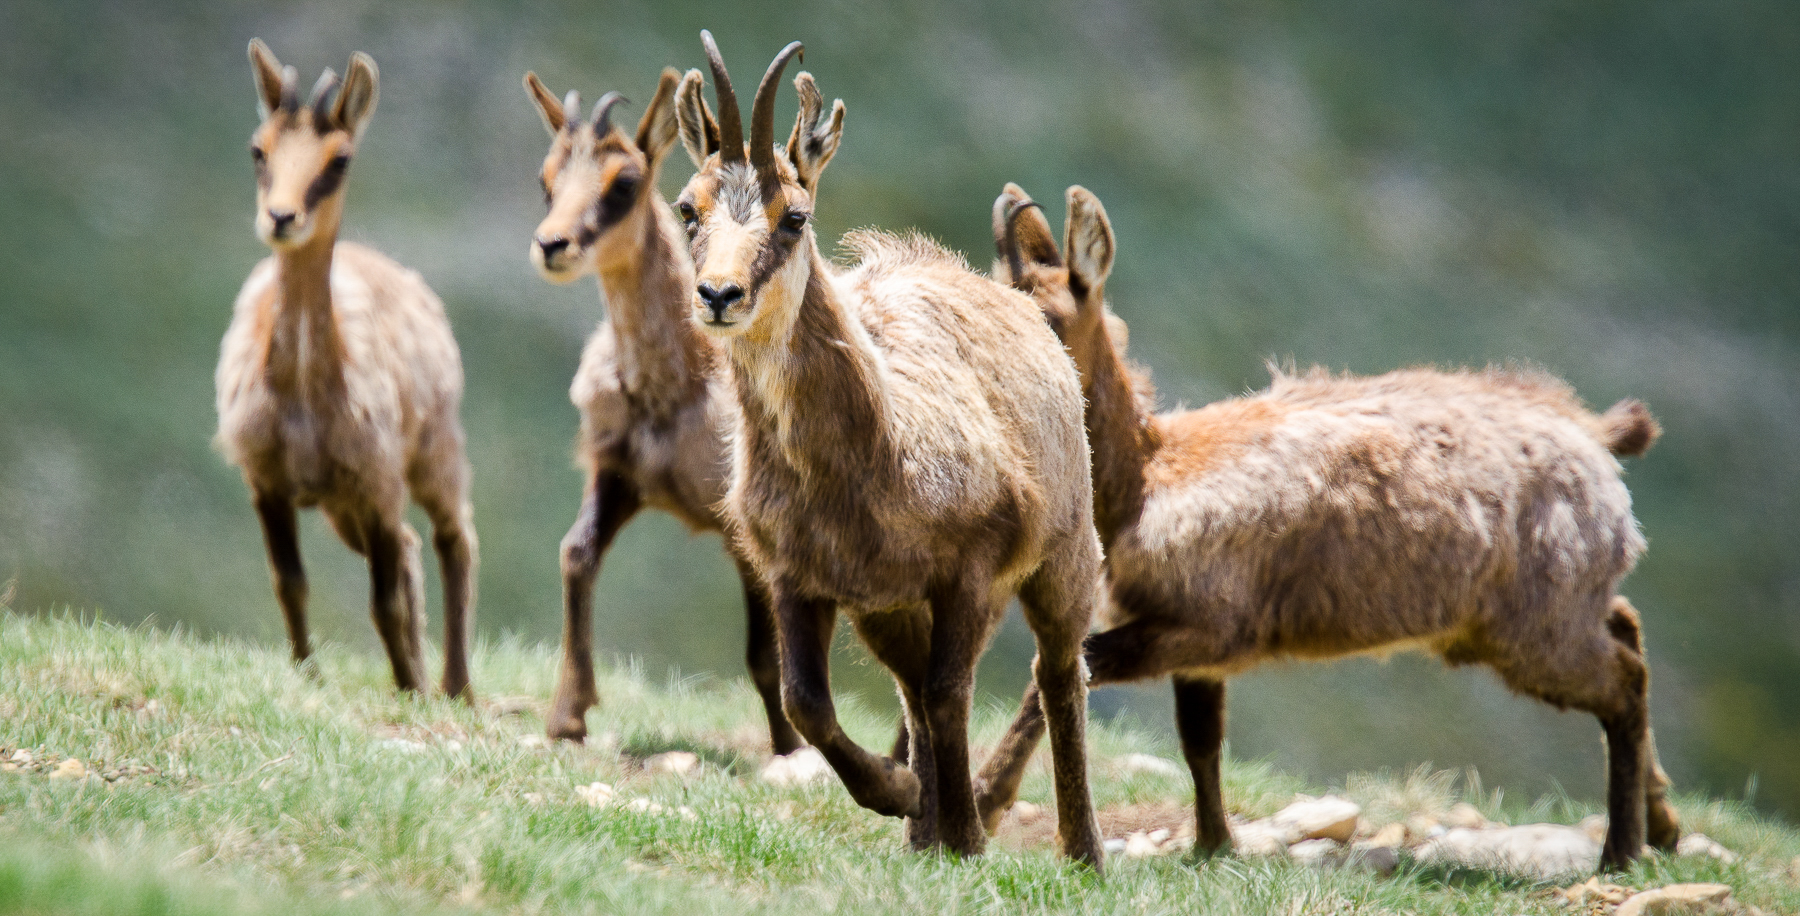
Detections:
[858, 759, 922, 819]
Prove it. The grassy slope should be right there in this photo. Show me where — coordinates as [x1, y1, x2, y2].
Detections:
[1, 611, 1796, 916]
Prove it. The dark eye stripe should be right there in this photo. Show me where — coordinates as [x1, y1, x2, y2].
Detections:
[303, 157, 350, 210]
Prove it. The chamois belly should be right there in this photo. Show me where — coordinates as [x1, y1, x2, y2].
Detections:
[226, 390, 397, 508]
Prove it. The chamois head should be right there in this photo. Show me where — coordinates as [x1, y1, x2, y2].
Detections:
[673, 31, 845, 338]
[246, 39, 378, 250]
[524, 68, 682, 282]
[994, 183, 1119, 349]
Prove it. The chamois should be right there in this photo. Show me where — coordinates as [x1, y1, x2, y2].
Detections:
[976, 184, 1680, 871]
[521, 70, 800, 753]
[216, 41, 478, 696]
[672, 34, 1104, 866]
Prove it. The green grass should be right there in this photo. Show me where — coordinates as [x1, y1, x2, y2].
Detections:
[1, 610, 1796, 915]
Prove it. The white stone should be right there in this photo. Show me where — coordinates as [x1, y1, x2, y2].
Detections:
[761, 747, 830, 786]
[1102, 838, 1128, 855]
[1123, 831, 1164, 858]
[375, 738, 429, 754]
[576, 782, 615, 808]
[1267, 795, 1362, 844]
[1010, 800, 1045, 822]
[1415, 824, 1600, 880]
[1289, 838, 1340, 866]
[48, 758, 86, 781]
[1230, 821, 1291, 858]
[516, 734, 548, 748]
[645, 751, 700, 777]
[1675, 833, 1739, 864]
[1615, 883, 1736, 916]
[1116, 753, 1183, 778]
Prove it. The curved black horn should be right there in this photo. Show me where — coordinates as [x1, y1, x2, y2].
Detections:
[309, 68, 340, 123]
[1004, 200, 1047, 289]
[749, 40, 804, 177]
[701, 30, 745, 163]
[562, 90, 582, 127]
[590, 91, 628, 136]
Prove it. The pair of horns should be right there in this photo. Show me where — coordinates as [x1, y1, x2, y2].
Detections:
[560, 89, 630, 136]
[701, 30, 802, 180]
[269, 60, 350, 126]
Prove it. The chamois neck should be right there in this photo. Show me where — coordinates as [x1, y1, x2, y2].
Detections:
[1069, 321, 1156, 546]
[594, 200, 708, 416]
[728, 250, 890, 474]
[267, 218, 347, 400]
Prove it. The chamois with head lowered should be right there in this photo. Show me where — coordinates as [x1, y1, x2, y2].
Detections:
[975, 184, 1681, 871]
[520, 67, 800, 753]
[216, 40, 478, 697]
[672, 33, 1104, 867]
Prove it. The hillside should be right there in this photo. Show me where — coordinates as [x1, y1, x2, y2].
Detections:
[1, 610, 1796, 915]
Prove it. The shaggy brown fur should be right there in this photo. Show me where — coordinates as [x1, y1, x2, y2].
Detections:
[520, 68, 799, 753]
[216, 41, 478, 697]
[977, 184, 1679, 871]
[672, 34, 1104, 868]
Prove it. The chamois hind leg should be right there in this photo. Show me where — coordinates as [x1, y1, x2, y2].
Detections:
[1016, 542, 1104, 871]
[253, 492, 311, 668]
[364, 517, 425, 692]
[397, 523, 429, 689]
[423, 495, 478, 701]
[548, 468, 641, 741]
[1609, 597, 1681, 849]
[852, 606, 938, 849]
[777, 591, 922, 820]
[1174, 675, 1232, 856]
[917, 581, 1004, 857]
[736, 555, 803, 755]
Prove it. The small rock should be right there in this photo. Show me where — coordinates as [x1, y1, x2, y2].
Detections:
[1443, 802, 1489, 829]
[48, 758, 86, 781]
[625, 797, 671, 815]
[1268, 795, 1362, 844]
[1415, 824, 1600, 880]
[375, 738, 429, 754]
[10, 750, 33, 765]
[521, 792, 545, 806]
[1011, 800, 1045, 823]
[1123, 831, 1164, 858]
[1365, 822, 1407, 849]
[488, 696, 535, 718]
[1579, 813, 1609, 845]
[1343, 844, 1403, 874]
[676, 805, 698, 821]
[1289, 838, 1340, 866]
[761, 747, 830, 786]
[1559, 877, 1633, 908]
[1116, 753, 1183, 778]
[0, 763, 16, 774]
[1675, 833, 1739, 865]
[645, 751, 700, 777]
[1230, 821, 1291, 858]
[517, 734, 548, 748]
[443, 739, 464, 753]
[1615, 883, 1736, 916]
[575, 782, 615, 808]
[1102, 837, 1128, 855]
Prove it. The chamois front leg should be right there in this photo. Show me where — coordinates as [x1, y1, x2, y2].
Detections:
[778, 592, 922, 819]
[431, 500, 479, 701]
[921, 585, 1003, 858]
[852, 605, 938, 848]
[253, 492, 311, 669]
[1018, 551, 1104, 871]
[367, 520, 424, 692]
[1173, 676, 1232, 855]
[736, 556, 803, 755]
[549, 469, 641, 741]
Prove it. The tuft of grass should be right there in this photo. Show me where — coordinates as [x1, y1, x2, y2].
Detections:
[1, 609, 1797, 915]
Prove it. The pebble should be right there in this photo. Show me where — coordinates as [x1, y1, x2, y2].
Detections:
[1615, 883, 1746, 916]
[1115, 753, 1183, 778]
[576, 782, 615, 808]
[48, 758, 86, 781]
[1010, 800, 1044, 823]
[1288, 838, 1340, 866]
[1267, 795, 1362, 844]
[644, 751, 700, 777]
[1102, 838, 1128, 855]
[1675, 833, 1738, 864]
[761, 747, 830, 786]
[1364, 822, 1407, 849]
[1415, 823, 1599, 880]
[1123, 831, 1165, 858]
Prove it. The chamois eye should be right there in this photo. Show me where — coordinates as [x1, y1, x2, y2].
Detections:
[250, 147, 265, 163]
[325, 154, 350, 173]
[779, 211, 808, 234]
[678, 202, 699, 233]
[603, 175, 638, 209]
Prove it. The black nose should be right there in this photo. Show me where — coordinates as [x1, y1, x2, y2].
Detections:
[537, 236, 569, 261]
[268, 209, 297, 236]
[696, 282, 744, 321]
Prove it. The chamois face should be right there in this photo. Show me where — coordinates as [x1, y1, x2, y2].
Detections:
[672, 34, 843, 340]
[524, 71, 683, 282]
[994, 183, 1117, 351]
[246, 40, 378, 250]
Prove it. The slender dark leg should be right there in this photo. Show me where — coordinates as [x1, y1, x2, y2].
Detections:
[397, 523, 428, 687]
[737, 557, 803, 755]
[433, 502, 479, 700]
[253, 493, 310, 667]
[547, 469, 641, 741]
[854, 605, 937, 849]
[1015, 548, 1104, 871]
[779, 592, 922, 818]
[921, 586, 998, 858]
[1173, 675, 1232, 855]
[367, 521, 422, 691]
[1609, 597, 1680, 850]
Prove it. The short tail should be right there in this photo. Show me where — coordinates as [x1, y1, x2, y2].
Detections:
[1592, 399, 1661, 458]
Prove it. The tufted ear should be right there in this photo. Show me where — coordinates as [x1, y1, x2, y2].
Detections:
[636, 68, 682, 170]
[248, 39, 288, 118]
[1063, 185, 1114, 294]
[333, 52, 380, 136]
[675, 69, 720, 166]
[786, 72, 844, 194]
[523, 71, 565, 136]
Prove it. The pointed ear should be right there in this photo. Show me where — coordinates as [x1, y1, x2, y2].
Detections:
[786, 72, 844, 194]
[333, 52, 380, 136]
[249, 39, 284, 118]
[1063, 185, 1115, 292]
[636, 68, 682, 169]
[675, 69, 719, 166]
[995, 183, 1060, 271]
[523, 71, 565, 136]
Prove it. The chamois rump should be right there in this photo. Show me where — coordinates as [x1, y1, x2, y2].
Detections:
[521, 68, 798, 753]
[673, 33, 1104, 867]
[216, 41, 478, 697]
[976, 184, 1679, 871]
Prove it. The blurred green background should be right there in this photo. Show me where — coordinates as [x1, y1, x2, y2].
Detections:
[2, 1, 1796, 817]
